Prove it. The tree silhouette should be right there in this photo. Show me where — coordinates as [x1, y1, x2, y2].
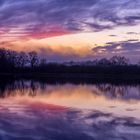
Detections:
[110, 56, 129, 66]
[98, 58, 111, 66]
[17, 52, 29, 68]
[0, 48, 139, 76]
[28, 51, 39, 68]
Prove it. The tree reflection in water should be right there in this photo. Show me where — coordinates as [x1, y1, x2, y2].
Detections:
[0, 80, 139, 140]
[0, 80, 140, 100]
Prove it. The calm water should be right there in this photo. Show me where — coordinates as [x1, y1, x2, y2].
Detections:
[0, 80, 140, 140]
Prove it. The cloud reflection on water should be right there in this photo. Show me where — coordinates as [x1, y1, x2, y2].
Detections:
[0, 80, 140, 140]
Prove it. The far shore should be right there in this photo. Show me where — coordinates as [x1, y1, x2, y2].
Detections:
[0, 73, 140, 82]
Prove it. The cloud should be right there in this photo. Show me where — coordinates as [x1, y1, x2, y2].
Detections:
[93, 40, 140, 54]
[35, 47, 93, 62]
[126, 32, 140, 35]
[0, 0, 140, 39]
[92, 40, 140, 62]
[109, 35, 117, 37]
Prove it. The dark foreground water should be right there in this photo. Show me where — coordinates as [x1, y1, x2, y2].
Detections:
[0, 80, 140, 140]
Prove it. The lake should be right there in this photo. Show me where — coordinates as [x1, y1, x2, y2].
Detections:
[0, 80, 140, 140]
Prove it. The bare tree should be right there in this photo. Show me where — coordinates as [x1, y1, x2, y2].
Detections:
[28, 51, 39, 68]
[110, 56, 129, 66]
[98, 58, 111, 66]
[17, 52, 29, 68]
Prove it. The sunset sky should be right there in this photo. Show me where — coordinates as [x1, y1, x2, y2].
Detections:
[0, 0, 140, 62]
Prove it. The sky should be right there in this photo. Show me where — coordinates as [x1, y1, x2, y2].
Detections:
[0, 0, 140, 62]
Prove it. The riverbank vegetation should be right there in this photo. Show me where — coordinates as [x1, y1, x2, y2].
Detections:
[0, 48, 140, 76]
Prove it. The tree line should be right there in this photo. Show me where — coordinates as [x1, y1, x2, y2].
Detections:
[0, 48, 140, 74]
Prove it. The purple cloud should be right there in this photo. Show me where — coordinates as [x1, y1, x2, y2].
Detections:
[92, 40, 140, 62]
[0, 0, 140, 37]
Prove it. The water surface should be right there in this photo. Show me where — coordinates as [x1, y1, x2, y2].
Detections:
[0, 80, 140, 140]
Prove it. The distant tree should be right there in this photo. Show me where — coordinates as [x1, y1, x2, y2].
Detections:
[17, 52, 29, 68]
[0, 48, 139, 75]
[28, 51, 39, 68]
[0, 49, 7, 70]
[110, 56, 129, 66]
[138, 60, 140, 66]
[6, 50, 18, 68]
[40, 58, 47, 67]
[92, 59, 98, 65]
[97, 58, 111, 66]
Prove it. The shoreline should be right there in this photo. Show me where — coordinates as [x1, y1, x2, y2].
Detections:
[0, 73, 140, 82]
